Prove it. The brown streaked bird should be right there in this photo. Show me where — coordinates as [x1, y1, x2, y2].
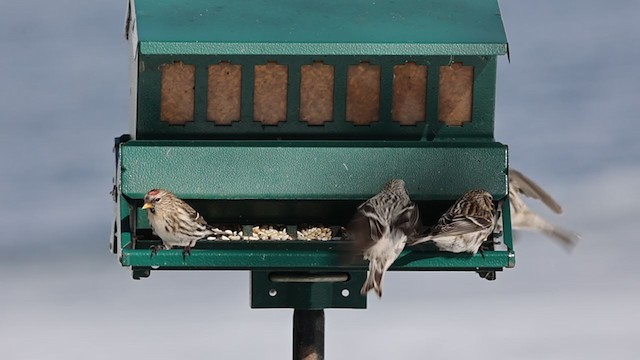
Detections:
[348, 179, 420, 297]
[408, 189, 497, 255]
[508, 168, 580, 250]
[142, 189, 222, 258]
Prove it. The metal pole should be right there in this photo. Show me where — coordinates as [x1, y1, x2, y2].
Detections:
[293, 309, 325, 360]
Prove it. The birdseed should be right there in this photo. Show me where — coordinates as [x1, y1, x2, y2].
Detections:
[297, 227, 334, 241]
[202, 225, 339, 241]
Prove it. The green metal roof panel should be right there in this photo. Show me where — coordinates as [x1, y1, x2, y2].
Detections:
[132, 0, 508, 55]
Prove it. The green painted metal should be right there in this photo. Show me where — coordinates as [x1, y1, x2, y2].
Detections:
[116, 0, 517, 311]
[120, 247, 512, 270]
[120, 140, 508, 201]
[136, 55, 498, 140]
[119, 198, 132, 250]
[140, 43, 507, 56]
[117, 177, 514, 272]
[120, 198, 513, 271]
[132, 0, 508, 56]
[117, 190, 514, 272]
[500, 196, 516, 268]
[251, 271, 367, 309]
[115, 137, 513, 274]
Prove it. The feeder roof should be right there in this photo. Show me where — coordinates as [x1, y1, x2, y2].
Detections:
[129, 0, 508, 56]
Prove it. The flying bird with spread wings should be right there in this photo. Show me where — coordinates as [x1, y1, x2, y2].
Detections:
[507, 168, 580, 250]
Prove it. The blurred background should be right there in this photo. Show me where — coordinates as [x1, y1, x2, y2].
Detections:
[1, 0, 638, 359]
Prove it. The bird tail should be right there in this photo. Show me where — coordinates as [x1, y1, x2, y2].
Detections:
[361, 261, 384, 298]
[519, 212, 580, 251]
[540, 225, 581, 251]
[406, 234, 432, 246]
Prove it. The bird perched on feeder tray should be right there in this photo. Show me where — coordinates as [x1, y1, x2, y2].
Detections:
[408, 189, 498, 255]
[142, 189, 223, 259]
[348, 179, 420, 297]
[507, 168, 580, 250]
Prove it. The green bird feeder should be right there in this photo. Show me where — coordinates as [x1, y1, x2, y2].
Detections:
[111, 0, 514, 357]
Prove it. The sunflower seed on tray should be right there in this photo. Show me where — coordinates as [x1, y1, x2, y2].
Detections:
[252, 226, 292, 241]
[297, 226, 334, 241]
[204, 225, 337, 241]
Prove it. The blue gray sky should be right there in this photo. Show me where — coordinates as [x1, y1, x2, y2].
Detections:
[1, 0, 639, 359]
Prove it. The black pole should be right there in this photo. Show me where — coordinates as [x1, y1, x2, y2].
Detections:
[293, 309, 325, 360]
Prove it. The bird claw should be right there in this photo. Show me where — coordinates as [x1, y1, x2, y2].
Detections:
[150, 245, 163, 257]
[478, 240, 497, 258]
[182, 246, 191, 261]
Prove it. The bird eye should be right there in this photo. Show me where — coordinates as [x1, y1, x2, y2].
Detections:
[155, 198, 161, 202]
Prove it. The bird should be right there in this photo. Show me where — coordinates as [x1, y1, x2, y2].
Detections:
[347, 179, 420, 297]
[508, 168, 580, 250]
[142, 189, 222, 259]
[408, 189, 497, 255]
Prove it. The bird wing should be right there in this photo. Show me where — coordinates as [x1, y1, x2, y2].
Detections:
[182, 201, 209, 227]
[433, 212, 493, 237]
[362, 203, 386, 241]
[509, 168, 563, 214]
[391, 201, 421, 236]
[183, 203, 225, 236]
[348, 202, 388, 256]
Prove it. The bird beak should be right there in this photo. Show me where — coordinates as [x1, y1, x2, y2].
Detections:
[142, 202, 153, 210]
